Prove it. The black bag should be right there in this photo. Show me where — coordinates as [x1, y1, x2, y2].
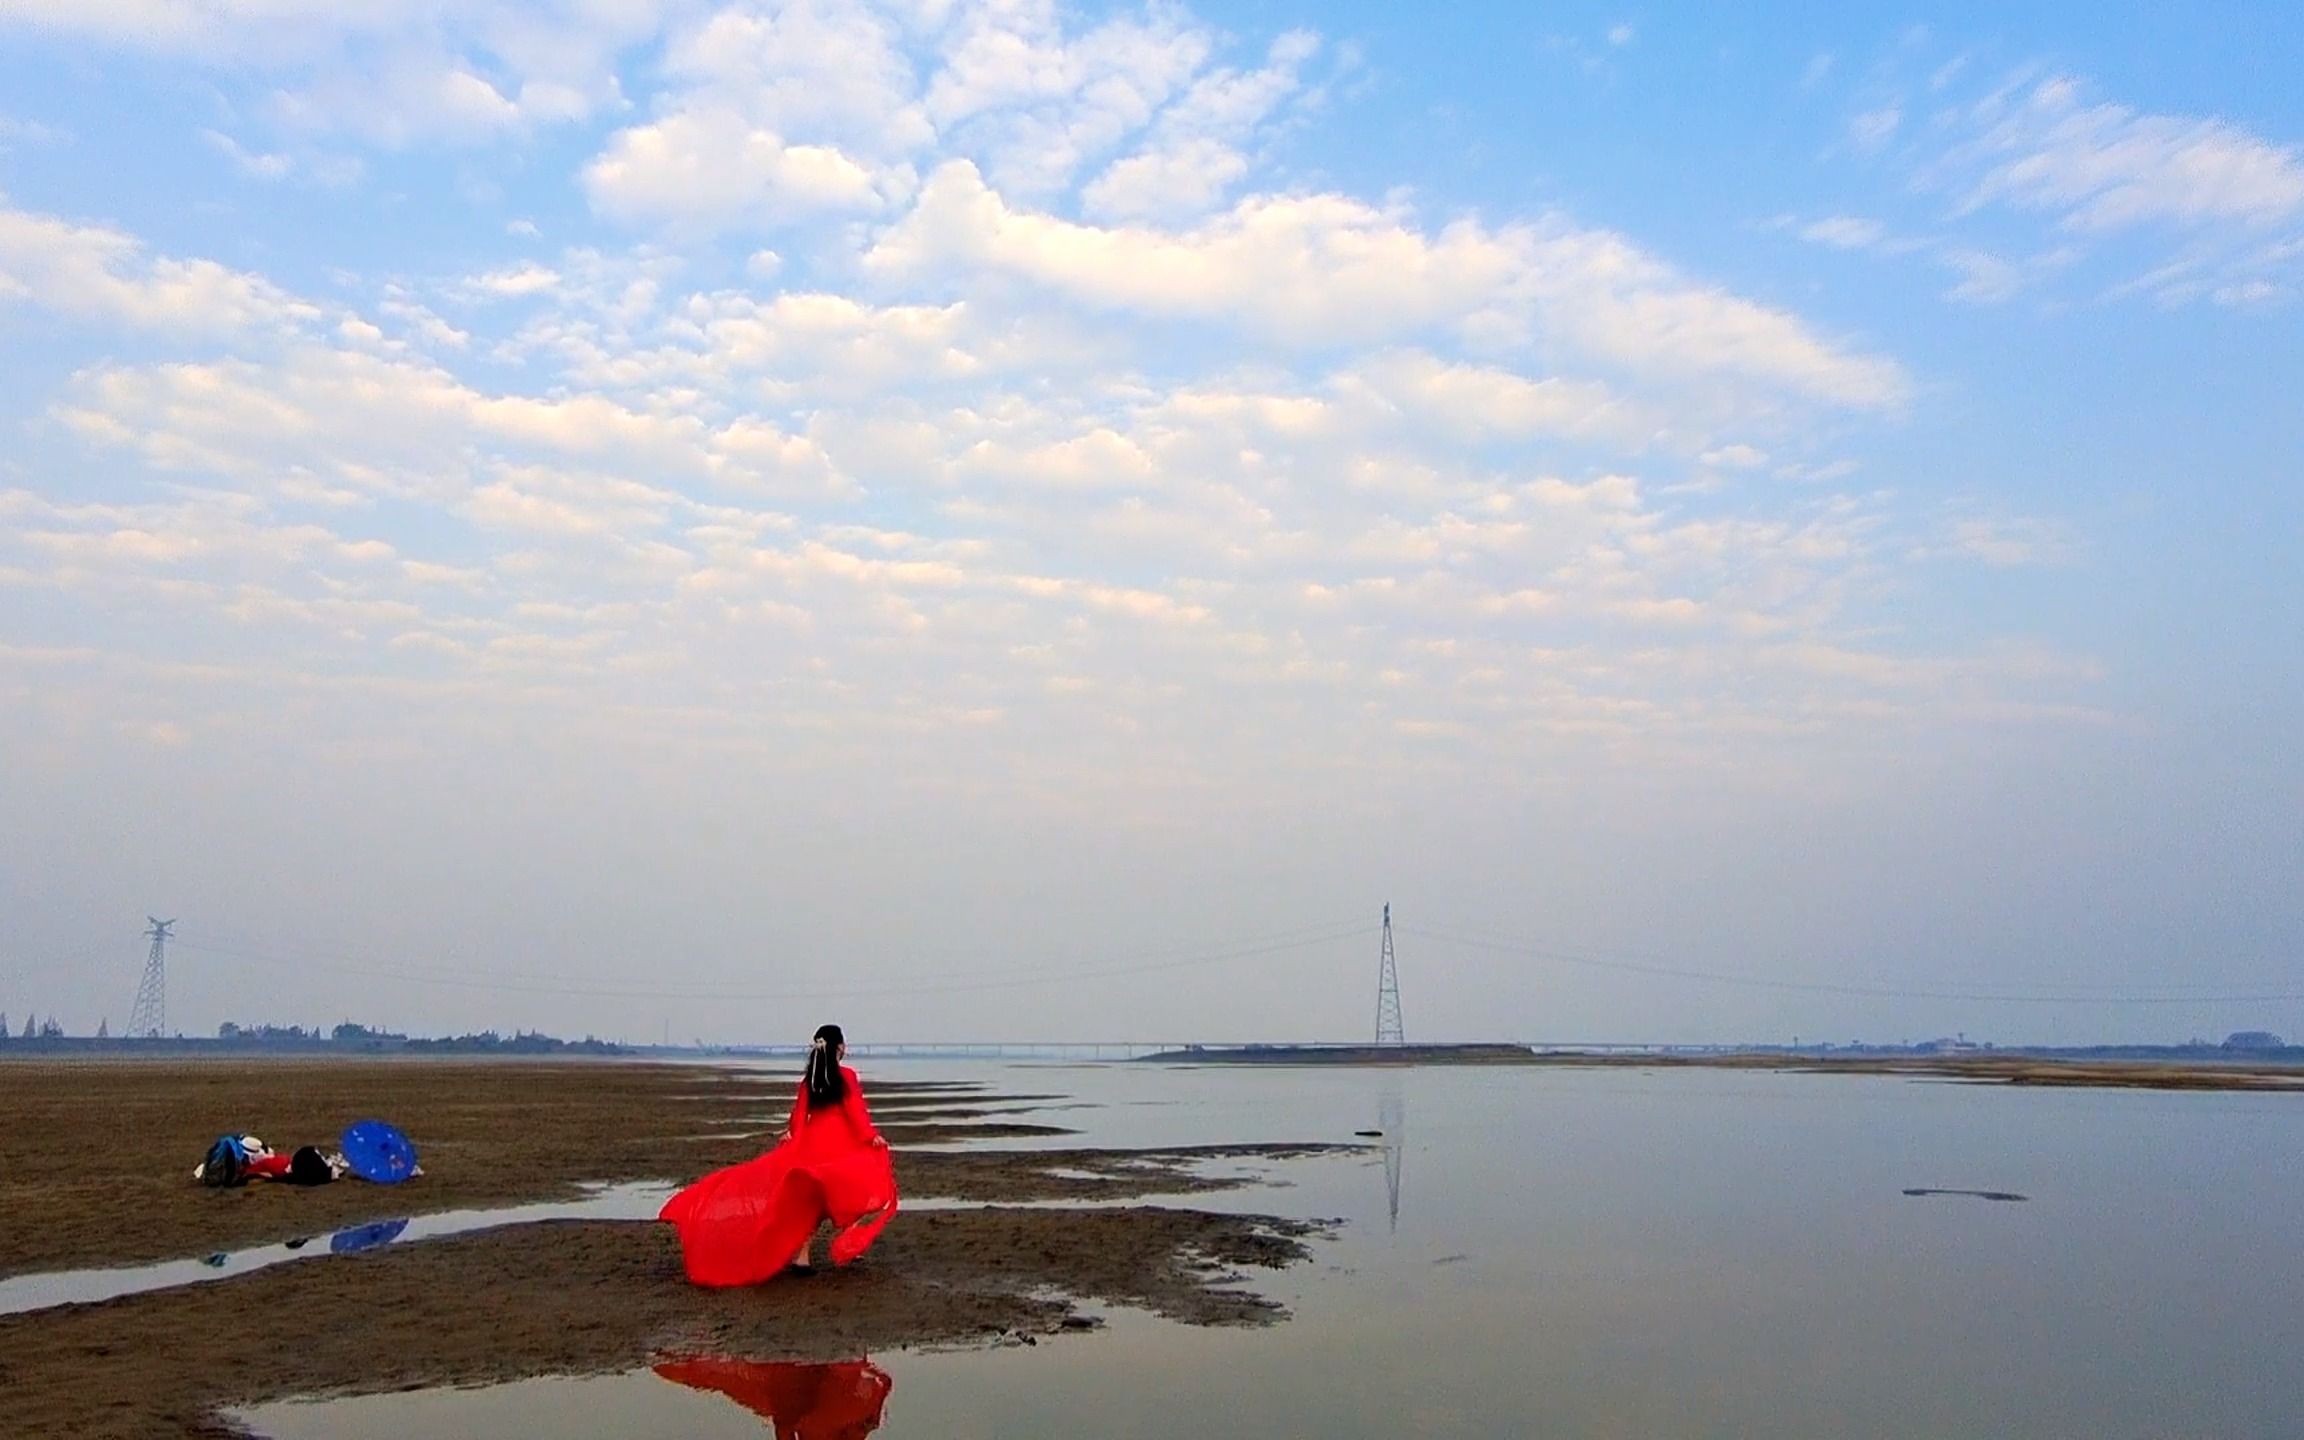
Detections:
[285, 1146, 335, 1186]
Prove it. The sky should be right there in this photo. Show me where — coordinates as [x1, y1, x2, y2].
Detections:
[0, 1, 2298, 1048]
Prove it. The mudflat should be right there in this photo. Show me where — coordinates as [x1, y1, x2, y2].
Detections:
[0, 1058, 1343, 1438]
[0, 1207, 1325, 1439]
[0, 1058, 1325, 1276]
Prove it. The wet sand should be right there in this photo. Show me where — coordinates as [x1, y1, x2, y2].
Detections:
[0, 1058, 1324, 1277]
[1, 1207, 1325, 1439]
[0, 1058, 1343, 1437]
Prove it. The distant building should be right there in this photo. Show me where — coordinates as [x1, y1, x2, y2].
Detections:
[1915, 1034, 1984, 1055]
[2223, 1030, 2285, 1051]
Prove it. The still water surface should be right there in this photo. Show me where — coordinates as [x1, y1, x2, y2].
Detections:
[242, 1061, 2304, 1438]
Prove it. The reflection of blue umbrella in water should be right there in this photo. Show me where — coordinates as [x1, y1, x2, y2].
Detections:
[329, 1218, 410, 1254]
[341, 1120, 418, 1184]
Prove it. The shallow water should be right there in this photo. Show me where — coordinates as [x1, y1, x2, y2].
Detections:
[0, 1181, 673, 1315]
[240, 1063, 2304, 1438]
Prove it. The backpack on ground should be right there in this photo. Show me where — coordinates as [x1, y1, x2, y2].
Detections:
[199, 1134, 249, 1188]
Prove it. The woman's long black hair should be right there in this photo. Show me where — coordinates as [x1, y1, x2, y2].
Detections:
[803, 1023, 848, 1109]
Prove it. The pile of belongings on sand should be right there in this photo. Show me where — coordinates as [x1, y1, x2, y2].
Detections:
[194, 1120, 421, 1189]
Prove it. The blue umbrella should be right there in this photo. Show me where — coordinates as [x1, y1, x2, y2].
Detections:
[329, 1218, 409, 1254]
[340, 1119, 419, 1185]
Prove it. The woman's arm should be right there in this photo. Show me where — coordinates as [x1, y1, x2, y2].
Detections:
[841, 1069, 885, 1147]
[786, 1081, 808, 1139]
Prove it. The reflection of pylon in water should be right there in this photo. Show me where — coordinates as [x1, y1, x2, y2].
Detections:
[1378, 1087, 1405, 1233]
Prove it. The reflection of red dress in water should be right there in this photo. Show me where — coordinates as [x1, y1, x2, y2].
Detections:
[659, 1066, 898, 1286]
[655, 1357, 893, 1440]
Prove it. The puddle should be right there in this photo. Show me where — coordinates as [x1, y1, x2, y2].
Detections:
[657, 1355, 895, 1429]
[236, 1355, 906, 1439]
[0, 1181, 674, 1317]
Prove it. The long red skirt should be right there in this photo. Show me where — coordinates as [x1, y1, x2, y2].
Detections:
[660, 1131, 898, 1286]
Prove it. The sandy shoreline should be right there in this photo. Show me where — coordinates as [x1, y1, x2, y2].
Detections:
[0, 1058, 1344, 1438]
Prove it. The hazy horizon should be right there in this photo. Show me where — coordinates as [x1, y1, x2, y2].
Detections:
[2, 2, 2298, 1048]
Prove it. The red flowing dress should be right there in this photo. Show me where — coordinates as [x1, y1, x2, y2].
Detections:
[659, 1066, 898, 1286]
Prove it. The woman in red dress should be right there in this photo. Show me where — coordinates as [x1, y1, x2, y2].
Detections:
[660, 1024, 898, 1285]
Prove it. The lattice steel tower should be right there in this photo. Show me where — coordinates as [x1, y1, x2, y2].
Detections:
[129, 917, 172, 1039]
[1374, 903, 1405, 1046]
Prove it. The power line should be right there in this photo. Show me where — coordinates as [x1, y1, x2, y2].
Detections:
[1398, 923, 2304, 1006]
[169, 918, 1378, 1003]
[1416, 917, 2295, 996]
[0, 936, 128, 981]
[172, 914, 1367, 992]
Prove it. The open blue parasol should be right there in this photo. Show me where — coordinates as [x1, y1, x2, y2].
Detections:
[340, 1119, 418, 1185]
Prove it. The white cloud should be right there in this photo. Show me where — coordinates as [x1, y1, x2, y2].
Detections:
[585, 110, 892, 226]
[4, 0, 664, 145]
[1329, 351, 1641, 445]
[0, 115, 70, 148]
[0, 8, 2096, 818]
[869, 163, 1908, 408]
[1922, 516, 2077, 568]
[1700, 444, 1768, 470]
[60, 346, 853, 504]
[1961, 77, 2304, 232]
[1937, 248, 2024, 303]
[656, 0, 938, 160]
[0, 195, 320, 333]
[1081, 133, 1250, 223]
[200, 129, 313, 182]
[1850, 106, 1902, 153]
[2212, 278, 2289, 308]
[921, 0, 1212, 195]
[1800, 216, 1886, 250]
[465, 263, 562, 299]
[1848, 69, 2304, 309]
[1082, 30, 1319, 221]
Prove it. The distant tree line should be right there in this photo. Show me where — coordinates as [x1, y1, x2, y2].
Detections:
[403, 1028, 622, 1055]
[0, 1016, 619, 1054]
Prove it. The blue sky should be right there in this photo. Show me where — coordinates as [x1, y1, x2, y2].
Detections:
[1, 1, 2298, 1045]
